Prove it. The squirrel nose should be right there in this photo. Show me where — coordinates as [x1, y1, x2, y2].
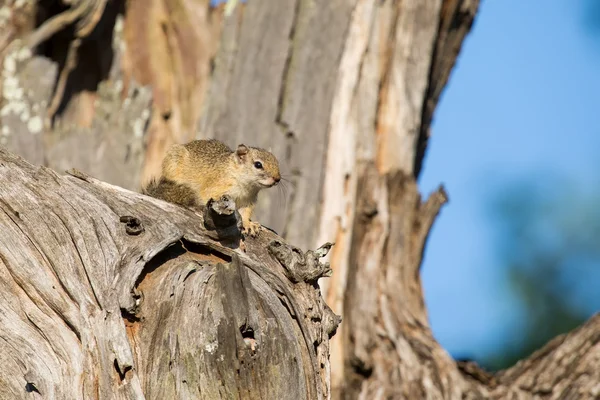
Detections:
[274, 176, 281, 183]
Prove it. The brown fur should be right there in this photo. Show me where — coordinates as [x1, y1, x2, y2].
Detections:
[143, 139, 281, 236]
[142, 177, 198, 207]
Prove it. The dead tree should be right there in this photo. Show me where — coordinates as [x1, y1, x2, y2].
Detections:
[1, 0, 600, 399]
[0, 148, 339, 398]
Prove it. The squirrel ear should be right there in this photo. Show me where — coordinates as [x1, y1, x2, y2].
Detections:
[236, 144, 249, 161]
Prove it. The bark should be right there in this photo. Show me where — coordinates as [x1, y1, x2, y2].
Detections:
[2, 0, 600, 399]
[0, 148, 338, 399]
[0, 0, 222, 189]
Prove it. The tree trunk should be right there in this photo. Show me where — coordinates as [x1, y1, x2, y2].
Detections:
[2, 0, 600, 399]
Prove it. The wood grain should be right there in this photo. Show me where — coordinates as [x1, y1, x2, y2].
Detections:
[0, 148, 337, 399]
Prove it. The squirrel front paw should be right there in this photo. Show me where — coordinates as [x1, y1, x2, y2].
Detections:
[242, 221, 262, 237]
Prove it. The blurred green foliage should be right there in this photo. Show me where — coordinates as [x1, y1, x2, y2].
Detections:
[480, 176, 600, 371]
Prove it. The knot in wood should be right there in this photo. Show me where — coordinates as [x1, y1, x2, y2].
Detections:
[267, 241, 333, 283]
[322, 303, 342, 338]
[119, 215, 144, 235]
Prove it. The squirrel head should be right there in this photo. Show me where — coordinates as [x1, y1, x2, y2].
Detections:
[233, 144, 281, 189]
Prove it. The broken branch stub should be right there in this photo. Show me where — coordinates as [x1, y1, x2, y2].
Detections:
[268, 240, 335, 283]
[202, 195, 243, 242]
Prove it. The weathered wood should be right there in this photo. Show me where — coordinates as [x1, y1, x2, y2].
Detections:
[490, 316, 600, 399]
[200, 0, 354, 244]
[124, 0, 223, 184]
[2, 143, 599, 399]
[0, 148, 338, 399]
[305, 0, 482, 395]
[0, 0, 222, 192]
[341, 165, 462, 398]
[4, 0, 600, 399]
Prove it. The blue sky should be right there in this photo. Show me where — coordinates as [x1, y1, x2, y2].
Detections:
[420, 1, 600, 360]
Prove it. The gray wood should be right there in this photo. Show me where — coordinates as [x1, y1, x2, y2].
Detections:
[0, 148, 337, 399]
[45, 79, 152, 192]
[200, 0, 354, 247]
[2, 145, 599, 399]
[0, 54, 55, 166]
[0, 4, 152, 193]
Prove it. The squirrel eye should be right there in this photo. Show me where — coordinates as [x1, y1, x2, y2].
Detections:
[254, 161, 263, 169]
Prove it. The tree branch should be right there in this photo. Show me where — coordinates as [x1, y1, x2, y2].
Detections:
[0, 148, 338, 399]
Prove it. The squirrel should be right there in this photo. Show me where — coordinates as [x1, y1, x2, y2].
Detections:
[143, 139, 281, 236]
